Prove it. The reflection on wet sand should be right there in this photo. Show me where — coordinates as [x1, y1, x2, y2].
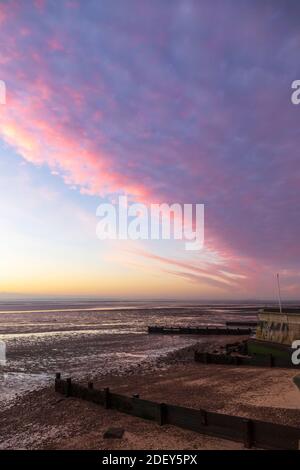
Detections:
[0, 301, 258, 406]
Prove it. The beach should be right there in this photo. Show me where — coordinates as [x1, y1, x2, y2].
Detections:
[0, 301, 259, 405]
[0, 341, 299, 450]
[0, 301, 299, 449]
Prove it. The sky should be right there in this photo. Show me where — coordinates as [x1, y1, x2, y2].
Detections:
[0, 0, 300, 300]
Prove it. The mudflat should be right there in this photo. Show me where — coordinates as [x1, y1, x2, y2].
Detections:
[0, 344, 299, 450]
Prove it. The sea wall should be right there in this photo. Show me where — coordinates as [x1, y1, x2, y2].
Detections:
[256, 312, 300, 345]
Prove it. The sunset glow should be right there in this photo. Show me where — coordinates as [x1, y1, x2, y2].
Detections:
[0, 0, 300, 299]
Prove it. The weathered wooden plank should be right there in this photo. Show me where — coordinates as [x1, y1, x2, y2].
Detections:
[54, 376, 300, 450]
[148, 326, 252, 335]
[194, 351, 300, 369]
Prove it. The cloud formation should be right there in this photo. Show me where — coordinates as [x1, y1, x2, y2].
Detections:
[1, 0, 300, 295]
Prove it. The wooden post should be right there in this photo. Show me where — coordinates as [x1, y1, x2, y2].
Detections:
[243, 419, 253, 449]
[66, 377, 72, 397]
[234, 356, 240, 365]
[157, 403, 167, 426]
[55, 373, 61, 392]
[88, 381, 94, 389]
[200, 409, 207, 426]
[104, 387, 110, 409]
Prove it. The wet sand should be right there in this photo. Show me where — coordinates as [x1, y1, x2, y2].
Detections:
[0, 304, 258, 404]
[0, 336, 299, 450]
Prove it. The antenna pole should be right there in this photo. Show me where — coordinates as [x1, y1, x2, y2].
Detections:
[276, 273, 282, 315]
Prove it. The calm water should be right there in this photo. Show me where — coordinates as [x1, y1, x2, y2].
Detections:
[0, 300, 259, 405]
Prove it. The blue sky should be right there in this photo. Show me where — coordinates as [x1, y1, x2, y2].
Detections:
[0, 0, 300, 299]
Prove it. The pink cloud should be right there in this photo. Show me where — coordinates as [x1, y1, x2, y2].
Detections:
[0, 0, 300, 297]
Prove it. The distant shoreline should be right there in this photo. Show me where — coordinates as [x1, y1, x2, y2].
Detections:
[0, 301, 280, 314]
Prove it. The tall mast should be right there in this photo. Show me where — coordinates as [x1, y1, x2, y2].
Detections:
[276, 273, 282, 314]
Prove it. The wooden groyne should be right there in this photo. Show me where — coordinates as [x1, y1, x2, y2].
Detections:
[148, 326, 253, 335]
[194, 351, 300, 369]
[225, 321, 258, 327]
[55, 374, 300, 449]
